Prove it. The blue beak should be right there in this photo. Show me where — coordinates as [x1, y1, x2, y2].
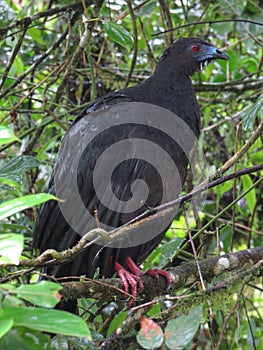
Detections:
[197, 45, 229, 61]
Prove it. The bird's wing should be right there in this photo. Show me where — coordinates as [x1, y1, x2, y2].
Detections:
[34, 93, 136, 249]
[34, 94, 169, 276]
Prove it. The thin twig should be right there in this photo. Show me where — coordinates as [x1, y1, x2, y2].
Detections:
[125, 0, 138, 87]
[183, 206, 206, 288]
[214, 119, 263, 177]
[0, 28, 28, 90]
[0, 24, 71, 104]
[231, 122, 241, 251]
[0, 1, 94, 38]
[152, 18, 263, 36]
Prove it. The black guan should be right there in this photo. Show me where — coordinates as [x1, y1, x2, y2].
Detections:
[34, 38, 229, 312]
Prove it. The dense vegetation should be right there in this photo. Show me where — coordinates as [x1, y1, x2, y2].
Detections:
[0, 1, 262, 349]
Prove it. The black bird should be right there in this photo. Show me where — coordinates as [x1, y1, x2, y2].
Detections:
[34, 38, 228, 312]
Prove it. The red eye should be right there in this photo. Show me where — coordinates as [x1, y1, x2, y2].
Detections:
[191, 44, 201, 53]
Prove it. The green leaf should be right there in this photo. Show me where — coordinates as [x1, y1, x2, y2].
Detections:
[241, 174, 256, 213]
[0, 326, 53, 350]
[13, 56, 24, 75]
[36, 135, 59, 160]
[0, 194, 57, 220]
[107, 311, 128, 337]
[2, 295, 25, 308]
[0, 156, 41, 176]
[0, 126, 21, 145]
[0, 234, 24, 265]
[16, 282, 62, 308]
[2, 307, 91, 338]
[27, 28, 45, 45]
[1, 223, 29, 232]
[0, 318, 13, 339]
[242, 94, 263, 130]
[104, 21, 134, 49]
[0, 156, 41, 185]
[0, 177, 20, 189]
[147, 303, 161, 318]
[164, 304, 203, 350]
[159, 238, 184, 266]
[137, 317, 164, 349]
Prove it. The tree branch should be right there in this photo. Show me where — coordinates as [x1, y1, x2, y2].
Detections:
[59, 246, 263, 302]
[1, 164, 262, 274]
[194, 79, 263, 93]
[99, 253, 263, 350]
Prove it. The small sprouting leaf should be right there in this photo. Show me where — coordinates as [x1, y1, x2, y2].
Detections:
[0, 193, 57, 220]
[107, 311, 128, 337]
[0, 126, 21, 145]
[242, 94, 263, 130]
[27, 28, 45, 45]
[0, 233, 24, 265]
[16, 281, 62, 308]
[104, 21, 134, 49]
[164, 304, 203, 350]
[13, 56, 24, 75]
[160, 238, 184, 265]
[137, 317, 164, 349]
[147, 303, 161, 318]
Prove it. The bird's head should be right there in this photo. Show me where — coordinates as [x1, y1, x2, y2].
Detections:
[158, 38, 229, 76]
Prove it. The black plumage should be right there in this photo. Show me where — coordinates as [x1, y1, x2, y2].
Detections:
[34, 38, 228, 311]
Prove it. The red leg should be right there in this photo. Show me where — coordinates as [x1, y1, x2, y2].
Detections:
[114, 258, 144, 301]
[113, 257, 172, 304]
[125, 256, 144, 277]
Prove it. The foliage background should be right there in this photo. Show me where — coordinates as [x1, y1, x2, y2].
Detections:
[0, 0, 262, 349]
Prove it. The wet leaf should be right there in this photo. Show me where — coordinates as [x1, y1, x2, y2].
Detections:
[16, 282, 62, 308]
[0, 126, 20, 145]
[137, 317, 164, 349]
[164, 304, 203, 350]
[2, 307, 91, 338]
[0, 233, 24, 265]
[0, 194, 57, 220]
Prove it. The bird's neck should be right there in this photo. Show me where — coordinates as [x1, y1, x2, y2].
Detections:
[145, 69, 194, 95]
[139, 69, 200, 136]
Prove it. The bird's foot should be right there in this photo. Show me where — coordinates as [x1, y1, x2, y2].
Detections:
[114, 259, 144, 304]
[114, 258, 172, 305]
[145, 269, 172, 285]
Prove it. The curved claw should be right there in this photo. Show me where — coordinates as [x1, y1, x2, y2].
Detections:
[145, 269, 172, 285]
